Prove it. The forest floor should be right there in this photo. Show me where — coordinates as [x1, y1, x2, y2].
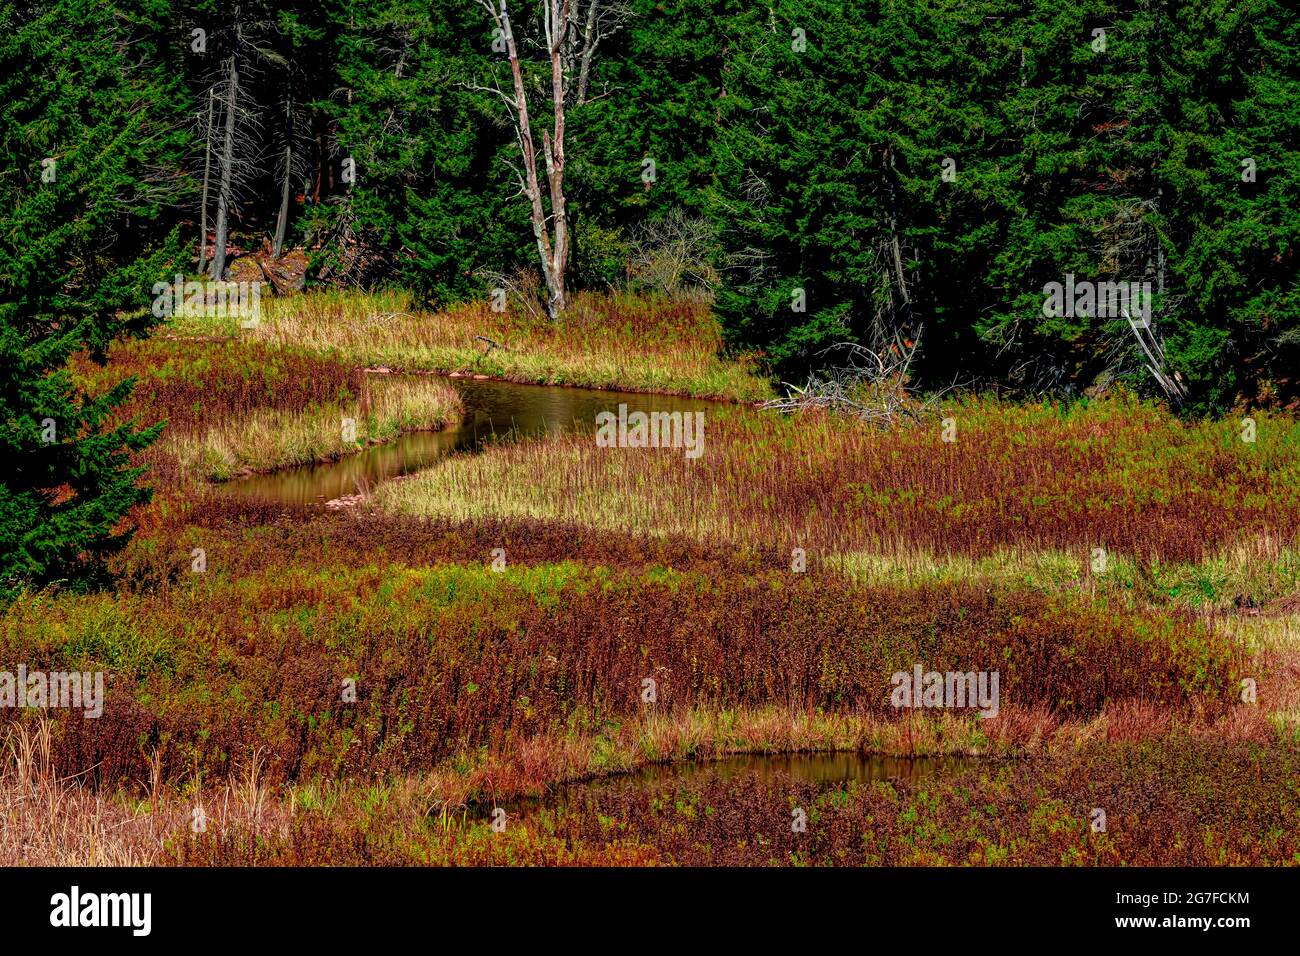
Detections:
[4, 290, 1299, 865]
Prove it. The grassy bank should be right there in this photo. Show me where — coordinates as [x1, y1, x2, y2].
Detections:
[73, 337, 462, 483]
[2, 552, 1247, 787]
[165, 374, 461, 481]
[166, 289, 773, 402]
[376, 394, 1300, 564]
[7, 722, 1294, 866]
[7, 496, 1281, 797]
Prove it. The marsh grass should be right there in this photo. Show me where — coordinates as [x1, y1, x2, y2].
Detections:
[166, 731, 1300, 866]
[376, 395, 1300, 565]
[165, 374, 461, 480]
[1, 554, 1248, 794]
[837, 541, 1300, 612]
[7, 701, 1286, 866]
[73, 337, 461, 482]
[166, 288, 772, 401]
[30, 318, 1300, 868]
[481, 735, 1300, 866]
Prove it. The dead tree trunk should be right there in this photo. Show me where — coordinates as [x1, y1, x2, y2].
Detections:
[198, 86, 215, 275]
[479, 0, 573, 319]
[883, 146, 915, 337]
[211, 13, 242, 281]
[575, 0, 599, 105]
[543, 0, 571, 315]
[272, 92, 293, 259]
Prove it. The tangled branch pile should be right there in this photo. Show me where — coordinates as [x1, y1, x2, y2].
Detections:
[763, 336, 943, 426]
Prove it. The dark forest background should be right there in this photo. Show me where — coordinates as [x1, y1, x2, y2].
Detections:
[3, 0, 1298, 413]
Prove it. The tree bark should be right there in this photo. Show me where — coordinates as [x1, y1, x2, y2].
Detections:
[575, 0, 599, 106]
[488, 0, 572, 319]
[884, 147, 913, 334]
[198, 86, 214, 275]
[273, 92, 293, 259]
[545, 0, 571, 312]
[211, 14, 241, 281]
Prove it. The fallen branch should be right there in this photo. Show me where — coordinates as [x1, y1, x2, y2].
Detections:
[1124, 308, 1186, 404]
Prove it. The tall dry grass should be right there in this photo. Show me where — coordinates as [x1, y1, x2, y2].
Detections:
[73, 337, 462, 482]
[0, 720, 294, 866]
[377, 395, 1300, 564]
[167, 288, 772, 401]
[165, 373, 461, 480]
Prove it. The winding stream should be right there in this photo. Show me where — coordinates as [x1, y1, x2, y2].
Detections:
[224, 376, 727, 505]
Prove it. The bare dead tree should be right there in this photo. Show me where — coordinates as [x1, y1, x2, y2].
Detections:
[627, 208, 720, 300]
[210, 12, 243, 280]
[209, 5, 291, 279]
[197, 86, 215, 275]
[210, 8, 270, 280]
[872, 145, 917, 346]
[1125, 308, 1186, 403]
[567, 0, 630, 106]
[271, 86, 311, 259]
[272, 90, 294, 258]
[473, 0, 575, 319]
[1092, 197, 1187, 404]
[472, 0, 629, 318]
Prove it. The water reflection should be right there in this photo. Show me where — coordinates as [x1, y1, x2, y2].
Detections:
[576, 752, 976, 792]
[489, 753, 978, 819]
[620, 752, 976, 787]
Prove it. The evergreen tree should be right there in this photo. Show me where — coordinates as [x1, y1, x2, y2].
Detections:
[0, 0, 189, 593]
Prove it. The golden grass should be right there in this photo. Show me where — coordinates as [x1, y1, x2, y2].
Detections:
[0, 721, 291, 866]
[374, 395, 1300, 576]
[166, 288, 772, 402]
[164, 374, 461, 480]
[837, 539, 1300, 609]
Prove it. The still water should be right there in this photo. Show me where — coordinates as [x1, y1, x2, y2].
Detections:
[493, 753, 977, 818]
[224, 375, 725, 505]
